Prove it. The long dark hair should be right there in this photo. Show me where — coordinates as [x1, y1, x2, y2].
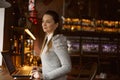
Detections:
[42, 10, 62, 52]
[43, 10, 62, 36]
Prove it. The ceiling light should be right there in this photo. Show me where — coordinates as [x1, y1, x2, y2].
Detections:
[0, 0, 11, 8]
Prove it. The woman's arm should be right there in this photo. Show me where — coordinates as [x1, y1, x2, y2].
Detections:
[44, 34, 72, 79]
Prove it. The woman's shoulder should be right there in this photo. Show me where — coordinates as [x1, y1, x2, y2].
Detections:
[52, 34, 67, 46]
[52, 34, 66, 41]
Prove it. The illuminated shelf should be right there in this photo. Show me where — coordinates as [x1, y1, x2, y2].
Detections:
[62, 18, 120, 32]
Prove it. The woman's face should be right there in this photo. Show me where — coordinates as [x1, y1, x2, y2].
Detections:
[42, 14, 58, 34]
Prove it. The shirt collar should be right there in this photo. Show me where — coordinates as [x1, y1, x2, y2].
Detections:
[46, 33, 53, 42]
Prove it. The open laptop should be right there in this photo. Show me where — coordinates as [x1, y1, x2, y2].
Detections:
[1, 51, 33, 79]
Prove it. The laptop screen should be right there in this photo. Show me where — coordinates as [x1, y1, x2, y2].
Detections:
[1, 51, 16, 74]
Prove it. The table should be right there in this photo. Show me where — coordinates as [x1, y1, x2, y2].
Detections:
[0, 68, 14, 80]
[0, 67, 42, 80]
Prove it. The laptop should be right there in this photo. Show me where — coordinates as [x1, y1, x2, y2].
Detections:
[1, 51, 33, 79]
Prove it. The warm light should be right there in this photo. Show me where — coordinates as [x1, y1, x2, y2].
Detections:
[0, 0, 11, 8]
[25, 29, 36, 40]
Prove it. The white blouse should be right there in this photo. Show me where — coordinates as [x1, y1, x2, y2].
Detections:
[41, 34, 71, 80]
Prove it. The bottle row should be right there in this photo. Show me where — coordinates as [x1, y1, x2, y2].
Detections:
[62, 18, 120, 32]
[10, 35, 34, 54]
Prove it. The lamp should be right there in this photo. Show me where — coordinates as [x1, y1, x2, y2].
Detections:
[25, 29, 36, 40]
[0, 0, 11, 8]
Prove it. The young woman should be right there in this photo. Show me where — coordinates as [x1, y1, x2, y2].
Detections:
[32, 10, 71, 80]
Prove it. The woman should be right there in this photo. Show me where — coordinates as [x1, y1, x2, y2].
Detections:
[32, 10, 71, 80]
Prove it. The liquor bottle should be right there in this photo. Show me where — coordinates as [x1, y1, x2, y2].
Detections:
[13, 35, 18, 53]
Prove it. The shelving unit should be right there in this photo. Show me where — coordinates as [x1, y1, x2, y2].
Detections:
[9, 26, 35, 67]
[62, 17, 120, 79]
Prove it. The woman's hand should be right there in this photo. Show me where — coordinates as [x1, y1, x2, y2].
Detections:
[32, 71, 41, 79]
[31, 66, 42, 79]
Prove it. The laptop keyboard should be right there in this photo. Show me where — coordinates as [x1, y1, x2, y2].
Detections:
[16, 70, 31, 75]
